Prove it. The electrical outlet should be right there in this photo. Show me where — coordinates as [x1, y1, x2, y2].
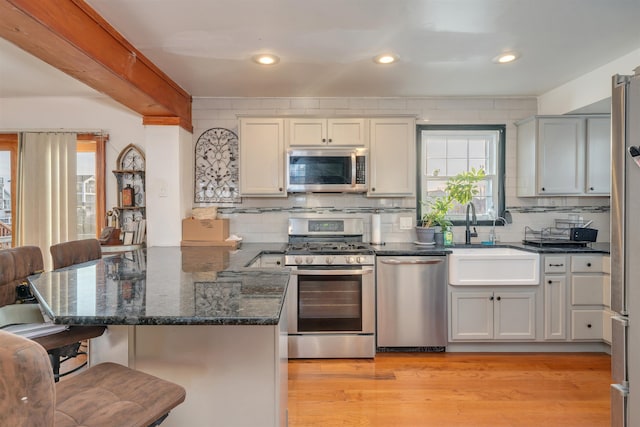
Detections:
[399, 216, 413, 230]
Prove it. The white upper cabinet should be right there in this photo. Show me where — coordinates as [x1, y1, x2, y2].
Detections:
[516, 115, 610, 196]
[586, 117, 611, 195]
[239, 118, 286, 197]
[287, 118, 366, 147]
[368, 117, 416, 197]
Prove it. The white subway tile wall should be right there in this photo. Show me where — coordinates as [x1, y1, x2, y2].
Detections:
[191, 97, 610, 244]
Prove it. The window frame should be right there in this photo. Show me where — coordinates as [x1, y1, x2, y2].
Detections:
[416, 124, 506, 227]
[77, 134, 107, 236]
[0, 134, 18, 247]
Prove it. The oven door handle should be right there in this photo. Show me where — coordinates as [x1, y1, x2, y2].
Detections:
[379, 259, 444, 265]
[291, 268, 374, 276]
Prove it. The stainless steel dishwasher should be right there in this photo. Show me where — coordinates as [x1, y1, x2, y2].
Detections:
[376, 256, 447, 349]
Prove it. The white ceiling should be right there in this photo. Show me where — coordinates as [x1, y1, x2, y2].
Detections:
[1, 0, 640, 102]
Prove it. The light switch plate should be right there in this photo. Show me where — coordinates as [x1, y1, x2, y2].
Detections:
[399, 216, 413, 230]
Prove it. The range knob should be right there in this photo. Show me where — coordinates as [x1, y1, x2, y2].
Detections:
[356, 256, 366, 264]
[305, 256, 314, 264]
[346, 256, 355, 264]
[295, 256, 303, 265]
[325, 256, 334, 264]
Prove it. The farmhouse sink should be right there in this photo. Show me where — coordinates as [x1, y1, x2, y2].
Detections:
[448, 247, 540, 286]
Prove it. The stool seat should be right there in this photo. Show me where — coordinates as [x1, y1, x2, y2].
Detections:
[0, 330, 186, 427]
[55, 362, 186, 427]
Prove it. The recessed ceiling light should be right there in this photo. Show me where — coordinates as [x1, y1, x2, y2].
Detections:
[373, 54, 398, 65]
[252, 54, 280, 65]
[493, 52, 520, 64]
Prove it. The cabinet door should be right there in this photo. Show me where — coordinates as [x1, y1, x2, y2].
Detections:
[287, 118, 326, 146]
[537, 118, 585, 194]
[494, 291, 536, 340]
[571, 275, 605, 305]
[368, 118, 415, 197]
[450, 291, 494, 340]
[327, 119, 366, 146]
[239, 118, 286, 197]
[586, 117, 611, 194]
[544, 275, 567, 340]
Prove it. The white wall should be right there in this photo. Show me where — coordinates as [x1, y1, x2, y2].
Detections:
[0, 92, 612, 247]
[192, 96, 610, 244]
[538, 49, 640, 115]
[0, 96, 145, 212]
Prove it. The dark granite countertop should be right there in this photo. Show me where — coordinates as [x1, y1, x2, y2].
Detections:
[371, 241, 610, 255]
[28, 240, 608, 327]
[27, 246, 290, 327]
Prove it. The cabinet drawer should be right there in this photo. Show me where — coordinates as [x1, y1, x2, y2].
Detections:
[544, 256, 567, 273]
[571, 310, 603, 340]
[571, 275, 605, 305]
[261, 255, 284, 268]
[571, 255, 604, 273]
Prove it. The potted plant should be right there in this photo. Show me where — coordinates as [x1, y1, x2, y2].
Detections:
[416, 168, 485, 244]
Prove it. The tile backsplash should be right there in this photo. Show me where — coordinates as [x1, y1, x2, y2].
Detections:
[192, 96, 610, 244]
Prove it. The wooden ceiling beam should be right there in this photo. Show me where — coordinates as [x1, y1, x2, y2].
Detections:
[0, 0, 192, 132]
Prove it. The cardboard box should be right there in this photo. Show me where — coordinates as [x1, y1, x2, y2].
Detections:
[182, 218, 229, 242]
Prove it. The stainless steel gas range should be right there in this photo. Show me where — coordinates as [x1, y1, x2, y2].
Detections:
[285, 218, 375, 358]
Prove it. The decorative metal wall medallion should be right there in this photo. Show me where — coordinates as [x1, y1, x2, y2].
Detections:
[194, 127, 240, 203]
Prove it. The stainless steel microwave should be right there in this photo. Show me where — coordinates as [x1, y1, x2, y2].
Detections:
[286, 149, 368, 193]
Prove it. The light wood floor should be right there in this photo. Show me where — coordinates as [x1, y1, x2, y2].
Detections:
[288, 352, 611, 427]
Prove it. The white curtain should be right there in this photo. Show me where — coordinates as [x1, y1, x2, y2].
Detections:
[16, 132, 77, 270]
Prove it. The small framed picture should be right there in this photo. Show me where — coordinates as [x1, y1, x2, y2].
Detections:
[122, 231, 134, 245]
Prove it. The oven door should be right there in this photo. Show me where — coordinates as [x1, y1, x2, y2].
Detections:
[287, 265, 374, 334]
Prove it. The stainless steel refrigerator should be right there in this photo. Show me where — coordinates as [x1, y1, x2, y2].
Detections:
[611, 67, 640, 427]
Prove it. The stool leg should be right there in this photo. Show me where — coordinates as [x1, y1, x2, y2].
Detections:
[48, 349, 61, 382]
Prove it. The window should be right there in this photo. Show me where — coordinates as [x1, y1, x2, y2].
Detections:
[418, 125, 505, 225]
[0, 133, 106, 247]
[76, 134, 107, 239]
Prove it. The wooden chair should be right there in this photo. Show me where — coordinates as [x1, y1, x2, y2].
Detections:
[0, 329, 186, 427]
[0, 245, 106, 381]
[50, 238, 103, 270]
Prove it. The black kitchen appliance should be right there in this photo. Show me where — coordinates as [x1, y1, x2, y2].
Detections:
[569, 227, 598, 242]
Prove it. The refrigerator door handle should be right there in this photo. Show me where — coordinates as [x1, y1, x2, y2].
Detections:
[611, 316, 629, 386]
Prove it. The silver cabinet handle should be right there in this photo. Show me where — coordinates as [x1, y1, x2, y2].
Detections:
[291, 268, 373, 275]
[380, 259, 443, 265]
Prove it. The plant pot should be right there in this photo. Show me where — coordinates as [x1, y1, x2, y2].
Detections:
[434, 231, 444, 246]
[415, 227, 435, 243]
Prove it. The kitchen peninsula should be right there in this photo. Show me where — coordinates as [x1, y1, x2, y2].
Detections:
[27, 245, 290, 427]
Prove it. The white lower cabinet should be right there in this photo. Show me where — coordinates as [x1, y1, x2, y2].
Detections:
[541, 254, 607, 342]
[450, 289, 536, 341]
[570, 255, 606, 341]
[544, 274, 567, 340]
[543, 255, 568, 340]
